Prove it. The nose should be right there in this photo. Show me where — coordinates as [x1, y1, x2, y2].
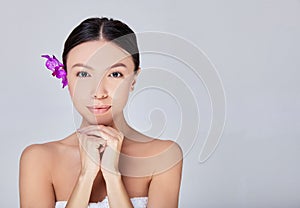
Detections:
[93, 93, 108, 99]
[92, 78, 108, 99]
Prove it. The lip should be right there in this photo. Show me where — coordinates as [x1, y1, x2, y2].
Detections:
[87, 105, 111, 114]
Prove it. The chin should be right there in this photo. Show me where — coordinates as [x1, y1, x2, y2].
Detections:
[84, 114, 114, 126]
[76, 106, 123, 127]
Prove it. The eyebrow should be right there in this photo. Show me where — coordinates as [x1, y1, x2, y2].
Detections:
[71, 63, 128, 70]
[71, 63, 94, 70]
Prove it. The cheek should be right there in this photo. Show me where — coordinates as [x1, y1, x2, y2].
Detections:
[68, 78, 93, 103]
[107, 75, 133, 96]
[111, 81, 130, 95]
[111, 79, 132, 109]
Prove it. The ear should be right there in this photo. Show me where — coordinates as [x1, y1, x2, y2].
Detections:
[130, 67, 141, 92]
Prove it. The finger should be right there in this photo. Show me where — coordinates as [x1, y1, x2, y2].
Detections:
[100, 126, 122, 137]
[77, 125, 103, 133]
[99, 144, 106, 153]
[82, 129, 112, 142]
[79, 125, 117, 139]
[94, 126, 124, 142]
[92, 136, 107, 146]
[78, 125, 118, 136]
[88, 130, 120, 148]
[77, 126, 107, 138]
[78, 134, 107, 149]
[78, 125, 123, 142]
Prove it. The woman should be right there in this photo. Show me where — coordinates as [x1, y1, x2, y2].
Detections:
[19, 17, 183, 208]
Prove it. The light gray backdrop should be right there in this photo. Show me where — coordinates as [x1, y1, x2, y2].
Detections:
[0, 0, 299, 207]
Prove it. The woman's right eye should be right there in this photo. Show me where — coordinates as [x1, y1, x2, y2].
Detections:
[76, 71, 90, 77]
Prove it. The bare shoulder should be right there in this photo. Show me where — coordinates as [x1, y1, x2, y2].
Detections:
[146, 139, 183, 207]
[151, 138, 183, 157]
[21, 143, 50, 162]
[154, 139, 182, 151]
[126, 136, 182, 158]
[120, 136, 183, 177]
[19, 142, 59, 207]
[148, 138, 183, 175]
[20, 133, 76, 157]
[20, 141, 58, 163]
[19, 140, 67, 176]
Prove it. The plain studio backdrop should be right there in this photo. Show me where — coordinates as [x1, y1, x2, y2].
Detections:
[0, 0, 299, 207]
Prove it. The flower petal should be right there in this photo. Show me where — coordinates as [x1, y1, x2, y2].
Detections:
[42, 54, 68, 88]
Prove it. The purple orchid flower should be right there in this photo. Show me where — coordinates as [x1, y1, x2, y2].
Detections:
[41, 55, 68, 88]
[61, 76, 68, 88]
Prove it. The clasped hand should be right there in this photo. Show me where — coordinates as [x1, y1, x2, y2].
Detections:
[76, 125, 124, 179]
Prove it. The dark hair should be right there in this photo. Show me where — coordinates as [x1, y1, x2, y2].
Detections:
[62, 17, 140, 73]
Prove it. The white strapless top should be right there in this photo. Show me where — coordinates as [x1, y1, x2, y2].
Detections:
[55, 196, 148, 208]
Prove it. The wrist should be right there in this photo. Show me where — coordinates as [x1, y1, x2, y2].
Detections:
[105, 173, 123, 191]
[80, 169, 98, 179]
[102, 169, 121, 181]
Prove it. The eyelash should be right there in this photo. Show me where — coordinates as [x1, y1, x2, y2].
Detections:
[109, 71, 123, 78]
[76, 71, 90, 77]
[76, 71, 123, 78]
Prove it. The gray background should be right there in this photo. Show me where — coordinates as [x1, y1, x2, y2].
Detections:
[0, 0, 299, 207]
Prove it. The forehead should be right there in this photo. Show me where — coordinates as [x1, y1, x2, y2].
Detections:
[67, 40, 134, 71]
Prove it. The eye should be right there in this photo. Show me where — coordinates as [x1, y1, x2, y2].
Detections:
[109, 71, 123, 78]
[76, 71, 90, 77]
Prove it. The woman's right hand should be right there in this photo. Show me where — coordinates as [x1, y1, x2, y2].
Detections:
[76, 129, 107, 177]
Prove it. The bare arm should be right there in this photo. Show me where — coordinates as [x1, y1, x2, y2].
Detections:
[78, 125, 135, 208]
[64, 131, 104, 208]
[104, 172, 134, 208]
[65, 170, 96, 208]
[147, 141, 183, 208]
[19, 144, 55, 208]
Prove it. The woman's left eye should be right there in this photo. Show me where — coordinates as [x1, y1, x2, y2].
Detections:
[109, 72, 123, 78]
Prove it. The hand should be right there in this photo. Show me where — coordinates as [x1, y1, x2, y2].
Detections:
[77, 125, 124, 179]
[76, 128, 107, 177]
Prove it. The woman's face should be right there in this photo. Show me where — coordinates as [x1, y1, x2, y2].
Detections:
[66, 40, 140, 126]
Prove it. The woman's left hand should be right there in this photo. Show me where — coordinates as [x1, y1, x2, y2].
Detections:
[77, 125, 124, 179]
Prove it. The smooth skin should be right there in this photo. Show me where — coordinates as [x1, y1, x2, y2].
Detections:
[19, 40, 183, 208]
